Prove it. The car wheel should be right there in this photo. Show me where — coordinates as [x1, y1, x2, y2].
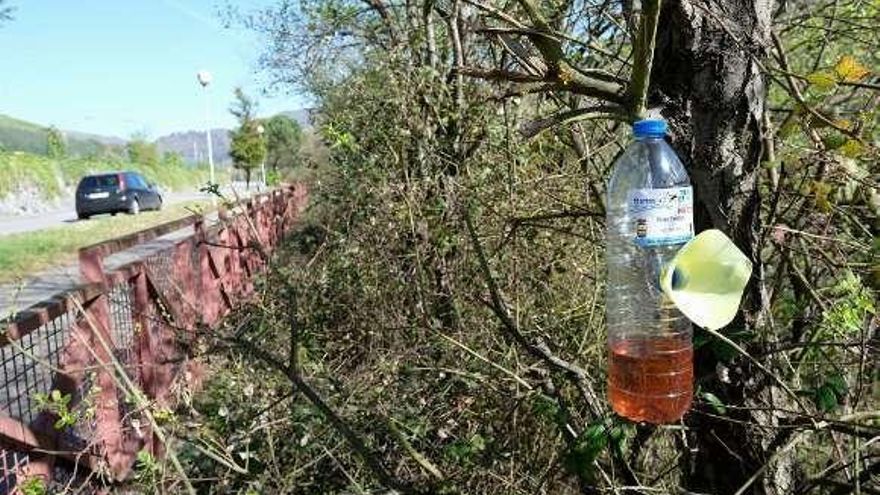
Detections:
[156, 196, 163, 211]
[129, 198, 140, 215]
[77, 212, 90, 220]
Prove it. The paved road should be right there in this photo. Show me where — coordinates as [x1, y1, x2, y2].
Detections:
[0, 189, 210, 237]
[0, 183, 265, 320]
[0, 211, 222, 322]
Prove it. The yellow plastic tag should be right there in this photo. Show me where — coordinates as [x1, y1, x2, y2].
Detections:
[660, 230, 753, 330]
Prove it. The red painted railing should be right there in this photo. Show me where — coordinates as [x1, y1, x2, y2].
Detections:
[0, 184, 307, 490]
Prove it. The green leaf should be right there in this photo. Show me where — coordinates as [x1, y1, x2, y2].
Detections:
[702, 392, 727, 415]
[19, 477, 46, 495]
[814, 384, 838, 412]
[564, 419, 613, 479]
[838, 139, 863, 158]
[826, 374, 847, 397]
[444, 434, 487, 465]
[806, 71, 837, 91]
[710, 338, 738, 362]
[608, 424, 625, 444]
[531, 393, 560, 420]
[811, 374, 849, 413]
[469, 434, 486, 452]
[811, 181, 834, 212]
[822, 133, 848, 150]
[701, 328, 753, 362]
[693, 329, 712, 349]
[778, 118, 800, 139]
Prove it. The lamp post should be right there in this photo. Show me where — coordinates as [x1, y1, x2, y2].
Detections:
[256, 123, 266, 191]
[196, 70, 215, 204]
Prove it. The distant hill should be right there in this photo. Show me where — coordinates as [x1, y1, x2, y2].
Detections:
[0, 113, 125, 156]
[0, 108, 312, 165]
[154, 109, 312, 165]
[155, 129, 232, 166]
[278, 108, 314, 128]
[65, 129, 126, 147]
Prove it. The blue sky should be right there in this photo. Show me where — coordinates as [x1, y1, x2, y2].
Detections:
[0, 0, 304, 138]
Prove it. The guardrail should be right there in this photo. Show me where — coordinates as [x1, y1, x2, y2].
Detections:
[0, 184, 308, 490]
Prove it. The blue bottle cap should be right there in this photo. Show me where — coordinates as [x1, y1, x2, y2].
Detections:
[633, 119, 667, 138]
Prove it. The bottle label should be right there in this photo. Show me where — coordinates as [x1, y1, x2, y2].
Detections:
[627, 186, 694, 247]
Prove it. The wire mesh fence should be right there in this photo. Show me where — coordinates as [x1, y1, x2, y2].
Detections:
[0, 185, 306, 492]
[108, 282, 136, 370]
[0, 446, 29, 495]
[0, 311, 71, 425]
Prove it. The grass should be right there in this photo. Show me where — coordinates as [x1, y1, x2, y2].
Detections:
[0, 114, 53, 155]
[0, 201, 211, 284]
[0, 150, 211, 200]
[0, 113, 117, 156]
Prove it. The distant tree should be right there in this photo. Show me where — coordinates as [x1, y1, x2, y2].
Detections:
[228, 88, 266, 188]
[264, 114, 302, 173]
[161, 151, 184, 168]
[127, 133, 159, 166]
[298, 128, 329, 169]
[46, 126, 66, 158]
[0, 1, 14, 25]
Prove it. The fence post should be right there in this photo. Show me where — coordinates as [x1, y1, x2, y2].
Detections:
[77, 248, 133, 480]
[239, 201, 255, 296]
[132, 267, 153, 395]
[271, 190, 281, 247]
[217, 207, 236, 313]
[131, 266, 160, 458]
[259, 195, 271, 254]
[195, 218, 221, 328]
[172, 239, 197, 332]
[79, 248, 105, 288]
[265, 193, 274, 248]
[257, 195, 267, 250]
[229, 210, 243, 298]
[270, 192, 280, 247]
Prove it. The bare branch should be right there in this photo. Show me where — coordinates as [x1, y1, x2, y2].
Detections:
[461, 202, 604, 416]
[769, 31, 861, 141]
[455, 66, 547, 83]
[466, 0, 628, 103]
[456, 65, 625, 103]
[230, 335, 422, 494]
[462, 0, 527, 29]
[520, 105, 628, 139]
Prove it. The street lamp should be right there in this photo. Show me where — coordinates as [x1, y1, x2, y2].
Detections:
[196, 70, 215, 204]
[256, 123, 266, 191]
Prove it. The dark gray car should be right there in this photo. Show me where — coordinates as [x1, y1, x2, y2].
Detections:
[75, 171, 163, 220]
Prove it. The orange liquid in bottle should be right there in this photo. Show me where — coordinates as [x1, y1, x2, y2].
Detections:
[608, 336, 693, 423]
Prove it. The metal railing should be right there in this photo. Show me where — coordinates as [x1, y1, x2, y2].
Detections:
[0, 184, 308, 491]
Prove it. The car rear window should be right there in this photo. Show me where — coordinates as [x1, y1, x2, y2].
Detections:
[80, 175, 119, 189]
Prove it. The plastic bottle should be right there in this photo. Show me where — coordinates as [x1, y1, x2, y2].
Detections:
[605, 119, 694, 424]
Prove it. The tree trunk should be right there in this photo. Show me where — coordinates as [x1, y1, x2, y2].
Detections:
[650, 0, 788, 493]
